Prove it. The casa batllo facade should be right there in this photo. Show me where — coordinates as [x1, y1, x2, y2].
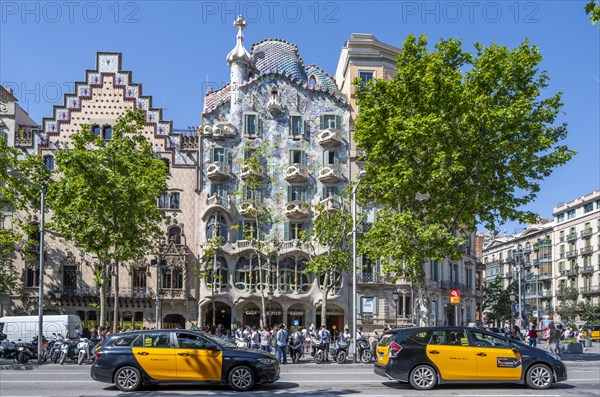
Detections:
[3, 17, 352, 331]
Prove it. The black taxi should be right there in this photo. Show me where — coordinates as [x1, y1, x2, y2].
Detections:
[374, 326, 567, 390]
[90, 329, 279, 392]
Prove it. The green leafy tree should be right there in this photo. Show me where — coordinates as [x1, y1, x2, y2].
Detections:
[586, 1, 600, 24]
[236, 142, 277, 327]
[198, 233, 225, 327]
[354, 35, 575, 326]
[304, 196, 353, 328]
[49, 109, 168, 326]
[555, 286, 580, 323]
[482, 277, 514, 327]
[0, 136, 49, 293]
[578, 300, 600, 323]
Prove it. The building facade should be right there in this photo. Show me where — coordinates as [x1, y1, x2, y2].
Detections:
[482, 190, 600, 325]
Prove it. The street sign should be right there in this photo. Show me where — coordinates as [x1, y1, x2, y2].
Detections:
[450, 289, 460, 304]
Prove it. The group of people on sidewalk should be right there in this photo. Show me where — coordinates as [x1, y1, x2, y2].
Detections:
[496, 323, 590, 354]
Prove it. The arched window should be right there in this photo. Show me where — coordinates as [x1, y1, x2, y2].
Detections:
[168, 225, 181, 245]
[278, 257, 311, 294]
[235, 257, 252, 291]
[206, 212, 228, 245]
[44, 155, 54, 171]
[252, 256, 269, 293]
[206, 256, 228, 292]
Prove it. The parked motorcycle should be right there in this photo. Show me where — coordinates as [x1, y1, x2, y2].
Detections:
[329, 339, 349, 364]
[0, 338, 17, 360]
[49, 333, 66, 363]
[356, 338, 372, 364]
[59, 338, 79, 365]
[309, 333, 325, 364]
[288, 334, 304, 364]
[15, 339, 35, 364]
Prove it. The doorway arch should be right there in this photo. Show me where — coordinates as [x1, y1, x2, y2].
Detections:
[205, 301, 232, 330]
[163, 313, 185, 329]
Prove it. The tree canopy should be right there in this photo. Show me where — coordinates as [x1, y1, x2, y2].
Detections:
[49, 109, 168, 325]
[354, 35, 575, 325]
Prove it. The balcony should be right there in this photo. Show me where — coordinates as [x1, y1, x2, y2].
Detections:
[318, 165, 343, 183]
[566, 232, 577, 241]
[581, 286, 600, 295]
[580, 246, 594, 255]
[206, 193, 232, 211]
[357, 273, 381, 283]
[235, 239, 259, 250]
[580, 228, 593, 238]
[565, 250, 577, 259]
[179, 134, 198, 151]
[540, 290, 553, 298]
[538, 272, 552, 280]
[523, 246, 532, 254]
[201, 121, 236, 140]
[284, 200, 310, 220]
[440, 281, 469, 291]
[317, 128, 343, 147]
[239, 200, 263, 218]
[240, 164, 264, 182]
[539, 239, 552, 248]
[284, 163, 309, 183]
[539, 255, 552, 263]
[15, 128, 34, 147]
[580, 265, 595, 274]
[559, 268, 578, 277]
[206, 161, 232, 181]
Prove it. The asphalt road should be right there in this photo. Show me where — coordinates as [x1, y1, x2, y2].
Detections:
[1, 355, 599, 397]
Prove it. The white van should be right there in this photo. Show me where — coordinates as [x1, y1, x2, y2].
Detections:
[0, 315, 82, 342]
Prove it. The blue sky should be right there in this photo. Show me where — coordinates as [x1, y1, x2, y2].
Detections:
[1, 1, 598, 234]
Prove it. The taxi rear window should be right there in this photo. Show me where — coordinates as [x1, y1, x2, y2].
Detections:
[378, 334, 395, 347]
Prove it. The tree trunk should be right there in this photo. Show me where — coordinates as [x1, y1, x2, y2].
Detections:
[413, 276, 430, 327]
[99, 262, 108, 327]
[113, 259, 119, 329]
[320, 272, 330, 328]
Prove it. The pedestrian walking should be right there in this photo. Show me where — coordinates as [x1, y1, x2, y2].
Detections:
[546, 323, 561, 355]
[578, 327, 587, 351]
[250, 327, 260, 349]
[276, 324, 288, 364]
[527, 325, 538, 347]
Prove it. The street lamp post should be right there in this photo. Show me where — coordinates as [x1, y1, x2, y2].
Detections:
[392, 289, 400, 328]
[7, 167, 46, 365]
[267, 289, 274, 328]
[509, 291, 516, 331]
[352, 170, 367, 364]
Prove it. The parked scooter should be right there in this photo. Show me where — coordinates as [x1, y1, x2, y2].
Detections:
[356, 338, 372, 363]
[77, 337, 101, 365]
[329, 339, 349, 364]
[59, 338, 79, 365]
[288, 334, 304, 364]
[309, 333, 325, 364]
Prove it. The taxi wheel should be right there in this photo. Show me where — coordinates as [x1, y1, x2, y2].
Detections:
[114, 366, 142, 392]
[525, 364, 553, 390]
[409, 365, 438, 390]
[228, 365, 255, 392]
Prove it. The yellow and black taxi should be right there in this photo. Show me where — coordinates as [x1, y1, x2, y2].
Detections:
[90, 329, 279, 392]
[374, 326, 567, 390]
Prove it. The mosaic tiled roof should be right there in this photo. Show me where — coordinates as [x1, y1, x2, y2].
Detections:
[305, 64, 342, 96]
[203, 84, 231, 114]
[202, 38, 345, 115]
[250, 39, 307, 82]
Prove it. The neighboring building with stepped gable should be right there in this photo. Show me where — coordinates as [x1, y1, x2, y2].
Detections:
[197, 16, 350, 330]
[4, 53, 200, 329]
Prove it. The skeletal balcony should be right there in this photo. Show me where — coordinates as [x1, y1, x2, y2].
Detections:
[318, 165, 343, 184]
[240, 164, 264, 182]
[284, 200, 310, 220]
[284, 164, 309, 183]
[317, 128, 343, 147]
[206, 162, 232, 181]
[201, 121, 236, 140]
[239, 200, 263, 218]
